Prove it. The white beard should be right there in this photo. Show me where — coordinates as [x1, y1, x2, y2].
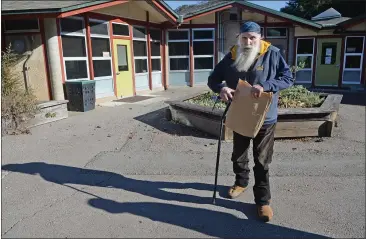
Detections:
[233, 41, 260, 72]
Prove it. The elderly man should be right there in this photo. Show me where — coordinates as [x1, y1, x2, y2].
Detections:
[207, 21, 294, 222]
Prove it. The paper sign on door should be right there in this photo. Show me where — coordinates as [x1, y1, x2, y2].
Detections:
[325, 57, 332, 64]
[326, 48, 332, 56]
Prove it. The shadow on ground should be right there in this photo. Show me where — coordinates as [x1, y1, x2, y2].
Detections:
[134, 107, 216, 140]
[339, 92, 366, 106]
[310, 89, 366, 106]
[3, 162, 328, 238]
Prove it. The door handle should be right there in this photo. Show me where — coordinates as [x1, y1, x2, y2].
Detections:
[116, 72, 120, 75]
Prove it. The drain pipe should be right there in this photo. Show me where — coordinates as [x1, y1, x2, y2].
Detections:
[22, 35, 34, 93]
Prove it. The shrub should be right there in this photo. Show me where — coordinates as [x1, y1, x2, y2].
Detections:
[187, 62, 324, 109]
[279, 85, 324, 108]
[187, 91, 225, 109]
[1, 46, 38, 135]
[187, 85, 324, 110]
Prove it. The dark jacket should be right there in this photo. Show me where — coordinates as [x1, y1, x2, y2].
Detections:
[207, 40, 294, 125]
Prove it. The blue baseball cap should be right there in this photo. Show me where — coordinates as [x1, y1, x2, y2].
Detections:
[240, 21, 261, 34]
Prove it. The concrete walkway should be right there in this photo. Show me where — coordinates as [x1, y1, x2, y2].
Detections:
[1, 86, 365, 238]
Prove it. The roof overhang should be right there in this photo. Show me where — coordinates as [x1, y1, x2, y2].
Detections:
[182, 2, 234, 22]
[1, 0, 181, 24]
[337, 14, 366, 29]
[179, 0, 322, 29]
[1, 0, 127, 18]
[147, 0, 182, 24]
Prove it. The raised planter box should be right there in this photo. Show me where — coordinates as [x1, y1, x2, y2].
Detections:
[165, 92, 343, 140]
[27, 100, 69, 128]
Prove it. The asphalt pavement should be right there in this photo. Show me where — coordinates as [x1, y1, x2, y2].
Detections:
[1, 86, 365, 238]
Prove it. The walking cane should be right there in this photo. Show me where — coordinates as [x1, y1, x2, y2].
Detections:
[212, 96, 232, 204]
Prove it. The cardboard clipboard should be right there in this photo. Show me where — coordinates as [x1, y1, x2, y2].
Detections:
[225, 79, 273, 138]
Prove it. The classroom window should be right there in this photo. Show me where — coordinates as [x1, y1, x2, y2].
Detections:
[342, 36, 365, 83]
[60, 18, 84, 34]
[135, 59, 148, 73]
[91, 38, 110, 57]
[152, 59, 161, 71]
[150, 29, 161, 72]
[90, 21, 109, 35]
[112, 23, 129, 36]
[65, 61, 88, 80]
[192, 29, 214, 70]
[133, 26, 149, 74]
[133, 41, 147, 57]
[170, 58, 189, 71]
[61, 36, 87, 57]
[60, 17, 89, 81]
[266, 28, 287, 38]
[133, 27, 146, 39]
[295, 38, 315, 83]
[4, 19, 39, 32]
[89, 19, 113, 84]
[168, 29, 190, 71]
[93, 60, 112, 77]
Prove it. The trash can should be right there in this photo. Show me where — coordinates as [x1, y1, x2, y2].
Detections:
[65, 80, 96, 112]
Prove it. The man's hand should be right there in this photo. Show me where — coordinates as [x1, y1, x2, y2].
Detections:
[220, 87, 235, 102]
[251, 84, 264, 98]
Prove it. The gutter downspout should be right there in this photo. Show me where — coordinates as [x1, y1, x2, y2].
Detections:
[22, 35, 35, 93]
[176, 15, 184, 28]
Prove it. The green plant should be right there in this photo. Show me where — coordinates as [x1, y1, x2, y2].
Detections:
[1, 45, 39, 135]
[279, 85, 324, 108]
[187, 85, 324, 110]
[45, 112, 57, 118]
[187, 91, 227, 110]
[290, 61, 306, 74]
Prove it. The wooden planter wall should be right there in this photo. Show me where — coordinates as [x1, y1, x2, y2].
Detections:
[166, 93, 343, 140]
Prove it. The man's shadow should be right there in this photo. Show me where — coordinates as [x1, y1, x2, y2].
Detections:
[2, 162, 328, 238]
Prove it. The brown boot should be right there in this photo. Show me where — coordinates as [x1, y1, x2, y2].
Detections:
[257, 205, 273, 222]
[228, 185, 247, 199]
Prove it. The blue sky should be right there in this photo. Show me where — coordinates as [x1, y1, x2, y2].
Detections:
[165, 1, 288, 11]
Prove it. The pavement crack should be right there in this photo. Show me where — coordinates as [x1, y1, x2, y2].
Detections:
[2, 186, 79, 236]
[83, 127, 138, 169]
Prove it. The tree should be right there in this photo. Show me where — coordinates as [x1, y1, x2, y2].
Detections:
[280, 0, 366, 19]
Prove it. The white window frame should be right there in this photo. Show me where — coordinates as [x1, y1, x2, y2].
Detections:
[4, 19, 40, 33]
[89, 18, 114, 84]
[59, 16, 90, 81]
[342, 36, 365, 84]
[266, 27, 288, 39]
[111, 22, 130, 37]
[295, 37, 315, 83]
[150, 28, 162, 74]
[167, 29, 190, 72]
[192, 28, 215, 71]
[133, 26, 149, 75]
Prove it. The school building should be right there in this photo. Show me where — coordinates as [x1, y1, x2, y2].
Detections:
[2, 0, 365, 102]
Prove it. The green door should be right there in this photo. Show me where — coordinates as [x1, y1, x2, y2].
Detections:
[315, 38, 342, 86]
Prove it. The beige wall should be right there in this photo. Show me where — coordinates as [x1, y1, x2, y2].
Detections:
[223, 21, 240, 53]
[191, 13, 215, 24]
[93, 1, 146, 22]
[135, 1, 167, 23]
[295, 26, 318, 37]
[267, 16, 285, 23]
[242, 11, 265, 23]
[4, 34, 49, 101]
[346, 21, 366, 31]
[93, 0, 168, 23]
